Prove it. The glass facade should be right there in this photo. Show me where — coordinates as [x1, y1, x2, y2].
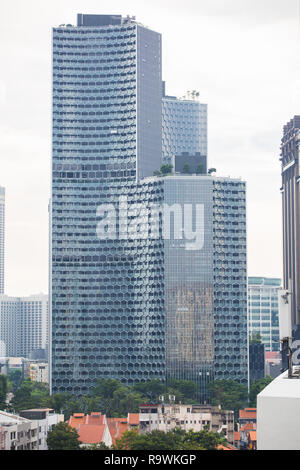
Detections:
[0, 187, 4, 294]
[161, 175, 248, 398]
[213, 178, 248, 385]
[248, 277, 281, 352]
[162, 95, 207, 166]
[51, 15, 164, 394]
[163, 176, 214, 401]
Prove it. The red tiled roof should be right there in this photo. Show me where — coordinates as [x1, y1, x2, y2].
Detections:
[69, 414, 86, 429]
[77, 424, 105, 444]
[265, 351, 280, 359]
[107, 418, 132, 445]
[86, 413, 105, 425]
[69, 412, 105, 429]
[234, 431, 240, 441]
[239, 408, 257, 419]
[240, 423, 256, 431]
[128, 413, 139, 425]
[217, 444, 237, 451]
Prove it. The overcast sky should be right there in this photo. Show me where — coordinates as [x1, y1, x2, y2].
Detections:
[0, 0, 299, 296]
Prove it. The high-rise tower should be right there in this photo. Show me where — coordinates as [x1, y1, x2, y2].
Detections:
[51, 14, 164, 394]
[162, 86, 207, 166]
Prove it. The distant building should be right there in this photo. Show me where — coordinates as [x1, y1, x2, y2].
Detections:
[139, 403, 234, 444]
[0, 357, 31, 379]
[29, 362, 49, 384]
[19, 409, 63, 450]
[162, 87, 207, 166]
[265, 351, 282, 378]
[249, 343, 265, 384]
[0, 294, 49, 359]
[238, 408, 257, 428]
[0, 187, 4, 294]
[0, 410, 38, 450]
[248, 277, 281, 352]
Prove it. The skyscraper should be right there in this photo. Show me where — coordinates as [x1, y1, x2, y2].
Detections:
[0, 187, 4, 294]
[248, 277, 281, 352]
[51, 13, 248, 398]
[280, 116, 300, 338]
[51, 14, 164, 394]
[153, 174, 248, 399]
[162, 87, 207, 166]
[0, 294, 49, 358]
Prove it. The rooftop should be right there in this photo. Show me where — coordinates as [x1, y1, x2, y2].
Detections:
[239, 408, 257, 420]
[77, 424, 106, 444]
[258, 368, 300, 399]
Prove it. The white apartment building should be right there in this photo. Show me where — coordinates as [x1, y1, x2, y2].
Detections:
[19, 409, 64, 450]
[139, 403, 234, 444]
[0, 294, 48, 358]
[0, 411, 38, 450]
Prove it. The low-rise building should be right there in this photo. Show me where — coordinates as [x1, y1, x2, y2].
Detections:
[19, 408, 63, 450]
[238, 408, 257, 428]
[239, 422, 257, 449]
[29, 362, 49, 383]
[0, 410, 38, 450]
[139, 404, 234, 444]
[265, 351, 282, 378]
[69, 412, 112, 448]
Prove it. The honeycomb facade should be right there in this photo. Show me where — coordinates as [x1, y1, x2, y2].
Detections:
[162, 95, 207, 166]
[213, 178, 248, 385]
[51, 15, 164, 395]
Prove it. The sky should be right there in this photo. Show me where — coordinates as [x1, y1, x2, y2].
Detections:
[0, 0, 299, 296]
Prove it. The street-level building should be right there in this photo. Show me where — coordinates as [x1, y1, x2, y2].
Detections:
[19, 409, 64, 450]
[139, 403, 234, 444]
[0, 411, 38, 450]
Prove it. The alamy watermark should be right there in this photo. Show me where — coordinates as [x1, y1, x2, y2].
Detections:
[96, 195, 204, 251]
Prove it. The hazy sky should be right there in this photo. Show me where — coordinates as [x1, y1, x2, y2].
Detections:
[0, 0, 299, 296]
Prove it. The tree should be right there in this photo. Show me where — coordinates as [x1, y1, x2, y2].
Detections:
[160, 164, 173, 175]
[114, 429, 183, 450]
[208, 379, 248, 415]
[196, 163, 204, 174]
[249, 376, 273, 407]
[114, 428, 226, 450]
[0, 375, 8, 409]
[208, 168, 216, 175]
[7, 370, 23, 392]
[91, 379, 123, 399]
[182, 427, 227, 450]
[153, 170, 161, 176]
[167, 379, 197, 401]
[183, 163, 190, 174]
[47, 422, 82, 450]
[132, 379, 165, 402]
[84, 442, 110, 450]
[249, 332, 262, 344]
[10, 379, 50, 412]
